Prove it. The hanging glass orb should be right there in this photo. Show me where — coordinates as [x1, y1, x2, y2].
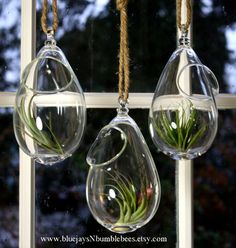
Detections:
[149, 32, 218, 160]
[13, 34, 86, 165]
[86, 103, 161, 233]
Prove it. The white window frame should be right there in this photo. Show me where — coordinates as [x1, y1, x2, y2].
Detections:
[0, 0, 236, 247]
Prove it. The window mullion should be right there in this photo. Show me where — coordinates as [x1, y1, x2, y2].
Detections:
[176, 160, 193, 248]
[1, 92, 236, 109]
[175, 0, 193, 247]
[19, 0, 36, 248]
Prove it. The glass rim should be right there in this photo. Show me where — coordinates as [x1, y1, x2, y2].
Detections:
[86, 125, 128, 167]
[22, 55, 74, 94]
[176, 63, 219, 101]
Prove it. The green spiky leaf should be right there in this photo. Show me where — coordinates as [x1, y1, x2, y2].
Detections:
[106, 171, 149, 227]
[16, 94, 64, 155]
[154, 102, 207, 151]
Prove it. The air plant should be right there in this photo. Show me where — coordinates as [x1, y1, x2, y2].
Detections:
[16, 94, 64, 155]
[155, 102, 207, 151]
[106, 171, 149, 227]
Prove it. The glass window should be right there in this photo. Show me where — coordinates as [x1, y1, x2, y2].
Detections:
[0, 1, 20, 91]
[34, 0, 236, 94]
[0, 110, 19, 248]
[36, 0, 176, 93]
[194, 110, 236, 247]
[193, 1, 236, 93]
[1, 0, 236, 247]
[36, 109, 176, 247]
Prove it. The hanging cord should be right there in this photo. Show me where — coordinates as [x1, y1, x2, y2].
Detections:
[176, 0, 192, 32]
[41, 0, 59, 34]
[116, 0, 130, 102]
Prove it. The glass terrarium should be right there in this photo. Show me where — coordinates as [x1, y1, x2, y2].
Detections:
[13, 38, 86, 165]
[149, 32, 218, 160]
[86, 104, 161, 233]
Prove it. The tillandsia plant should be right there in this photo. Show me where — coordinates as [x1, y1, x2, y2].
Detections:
[16, 94, 64, 155]
[106, 171, 149, 227]
[155, 101, 207, 151]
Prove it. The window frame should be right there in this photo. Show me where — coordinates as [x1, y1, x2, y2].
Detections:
[0, 0, 236, 247]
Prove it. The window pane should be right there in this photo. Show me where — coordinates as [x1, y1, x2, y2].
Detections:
[194, 110, 236, 247]
[36, 0, 176, 93]
[35, 109, 176, 247]
[35, 0, 236, 93]
[193, 1, 236, 93]
[0, 109, 19, 247]
[0, 1, 20, 91]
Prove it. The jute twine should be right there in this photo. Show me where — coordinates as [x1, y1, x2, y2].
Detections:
[41, 0, 59, 34]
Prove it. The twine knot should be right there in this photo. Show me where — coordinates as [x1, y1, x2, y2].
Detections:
[116, 0, 128, 11]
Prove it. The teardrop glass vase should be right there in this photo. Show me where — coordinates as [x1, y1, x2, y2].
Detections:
[149, 39, 218, 160]
[86, 105, 161, 233]
[13, 36, 86, 165]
